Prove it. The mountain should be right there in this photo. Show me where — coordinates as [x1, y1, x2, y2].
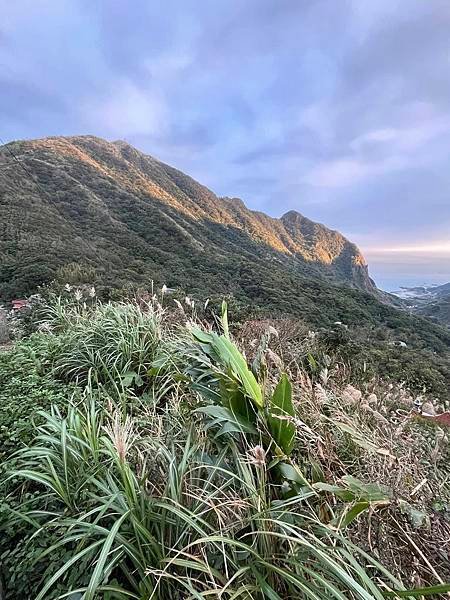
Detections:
[419, 294, 450, 326]
[1, 135, 449, 396]
[433, 282, 450, 296]
[0, 135, 374, 300]
[394, 283, 450, 326]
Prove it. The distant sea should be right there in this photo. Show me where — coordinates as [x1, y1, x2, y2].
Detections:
[365, 252, 450, 293]
[371, 273, 450, 293]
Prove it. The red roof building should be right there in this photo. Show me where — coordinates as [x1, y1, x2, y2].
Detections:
[11, 299, 28, 310]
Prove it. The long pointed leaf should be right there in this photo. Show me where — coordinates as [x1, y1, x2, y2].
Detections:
[267, 374, 295, 454]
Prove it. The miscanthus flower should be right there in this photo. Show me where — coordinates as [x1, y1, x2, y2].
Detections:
[173, 299, 184, 312]
[248, 445, 266, 467]
[89, 286, 96, 298]
[103, 411, 137, 463]
[74, 289, 83, 301]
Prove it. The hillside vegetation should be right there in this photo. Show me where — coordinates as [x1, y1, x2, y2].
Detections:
[0, 135, 373, 300]
[0, 136, 373, 295]
[1, 135, 449, 396]
[398, 284, 450, 327]
[0, 292, 449, 599]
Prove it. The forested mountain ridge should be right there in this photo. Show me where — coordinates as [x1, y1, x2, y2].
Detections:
[0, 135, 374, 300]
[0, 134, 449, 396]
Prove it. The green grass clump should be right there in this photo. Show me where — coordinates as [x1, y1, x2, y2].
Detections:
[48, 300, 164, 385]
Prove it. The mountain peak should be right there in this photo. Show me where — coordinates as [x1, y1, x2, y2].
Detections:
[281, 209, 305, 221]
[0, 134, 375, 298]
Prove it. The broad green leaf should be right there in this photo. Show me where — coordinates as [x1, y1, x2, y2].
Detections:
[191, 327, 215, 346]
[332, 501, 370, 529]
[191, 382, 222, 403]
[398, 499, 430, 529]
[121, 371, 136, 387]
[214, 336, 263, 408]
[307, 353, 318, 371]
[225, 382, 256, 424]
[341, 475, 391, 502]
[313, 482, 355, 501]
[277, 461, 311, 488]
[267, 374, 295, 454]
[193, 406, 257, 434]
[314, 477, 390, 504]
[190, 326, 263, 408]
[215, 421, 255, 438]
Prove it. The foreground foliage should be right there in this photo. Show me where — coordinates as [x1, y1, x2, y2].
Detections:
[0, 296, 449, 599]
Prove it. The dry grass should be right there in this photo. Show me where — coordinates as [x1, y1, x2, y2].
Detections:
[236, 316, 450, 590]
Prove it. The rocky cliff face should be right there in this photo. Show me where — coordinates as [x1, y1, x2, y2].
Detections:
[0, 135, 375, 299]
[279, 210, 374, 290]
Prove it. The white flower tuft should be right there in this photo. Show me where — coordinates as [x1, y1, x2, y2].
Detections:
[248, 445, 266, 467]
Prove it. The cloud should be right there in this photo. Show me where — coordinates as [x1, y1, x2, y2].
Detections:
[302, 159, 371, 187]
[351, 112, 450, 155]
[300, 113, 450, 188]
[298, 100, 450, 188]
[301, 156, 409, 188]
[1, 0, 449, 286]
[84, 82, 168, 137]
[367, 242, 450, 254]
[350, 129, 397, 148]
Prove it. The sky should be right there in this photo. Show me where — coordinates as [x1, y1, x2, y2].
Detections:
[1, 0, 449, 290]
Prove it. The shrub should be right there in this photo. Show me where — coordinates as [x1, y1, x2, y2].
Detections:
[50, 300, 164, 386]
[0, 337, 80, 598]
[0, 337, 74, 462]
